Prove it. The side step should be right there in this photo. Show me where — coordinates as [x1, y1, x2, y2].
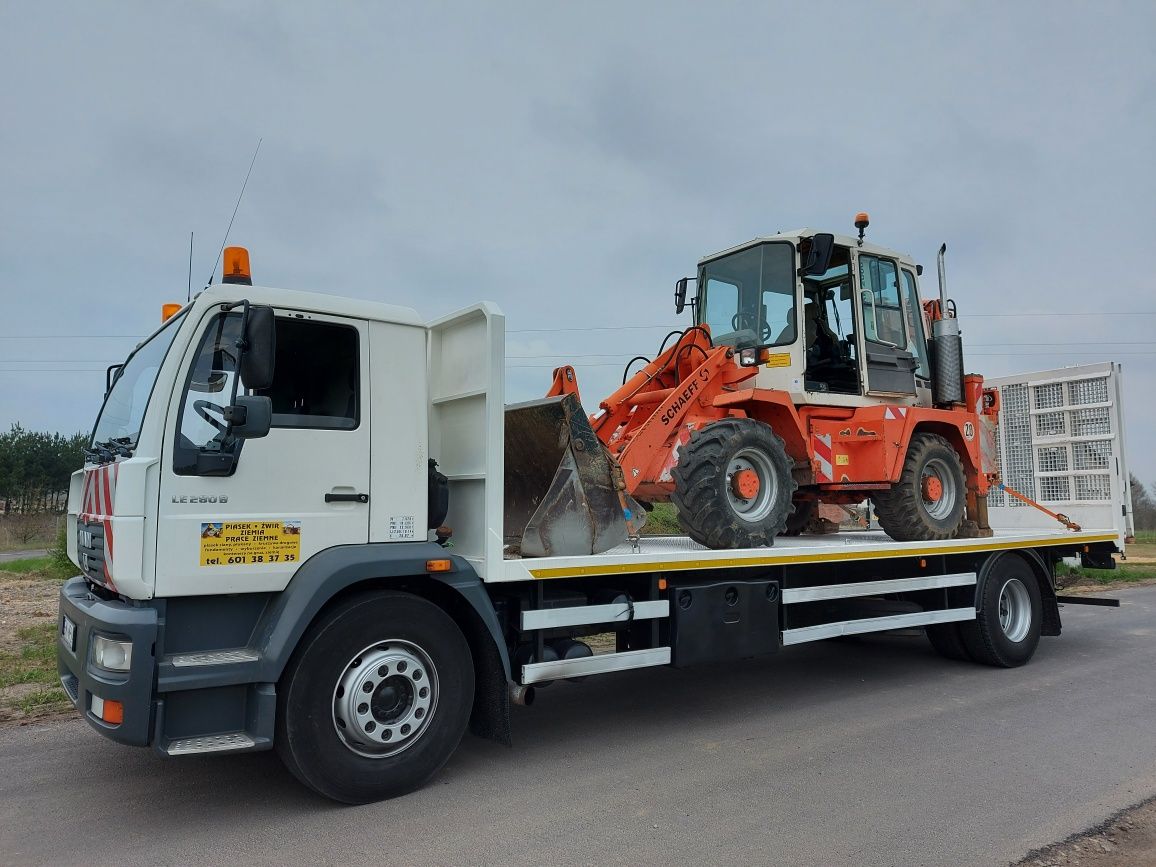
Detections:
[521, 648, 671, 684]
[782, 608, 977, 646]
[162, 732, 267, 756]
[520, 599, 669, 630]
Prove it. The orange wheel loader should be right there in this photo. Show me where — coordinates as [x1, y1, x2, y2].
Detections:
[504, 214, 1001, 556]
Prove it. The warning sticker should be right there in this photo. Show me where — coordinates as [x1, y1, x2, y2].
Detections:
[764, 353, 792, 368]
[200, 521, 301, 566]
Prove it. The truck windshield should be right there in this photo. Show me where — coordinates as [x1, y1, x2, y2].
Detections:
[697, 242, 796, 350]
[90, 311, 186, 453]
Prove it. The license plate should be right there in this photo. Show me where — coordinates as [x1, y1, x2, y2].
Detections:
[61, 615, 76, 652]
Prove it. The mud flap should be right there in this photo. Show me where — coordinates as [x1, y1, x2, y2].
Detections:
[504, 393, 645, 557]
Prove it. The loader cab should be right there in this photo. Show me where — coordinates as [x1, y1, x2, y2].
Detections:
[694, 232, 932, 404]
[696, 241, 797, 352]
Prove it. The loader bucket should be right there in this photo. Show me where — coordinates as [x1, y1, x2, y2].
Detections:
[504, 393, 645, 557]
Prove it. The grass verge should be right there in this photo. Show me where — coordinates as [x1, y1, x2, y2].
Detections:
[640, 502, 682, 536]
[1059, 560, 1156, 588]
[0, 555, 73, 723]
[0, 555, 75, 582]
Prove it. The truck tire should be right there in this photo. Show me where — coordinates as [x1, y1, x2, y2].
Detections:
[960, 555, 1042, 667]
[873, 433, 966, 542]
[276, 591, 474, 803]
[925, 622, 972, 661]
[671, 418, 796, 549]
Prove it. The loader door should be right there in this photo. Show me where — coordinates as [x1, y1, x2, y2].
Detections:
[802, 247, 861, 396]
[855, 252, 918, 396]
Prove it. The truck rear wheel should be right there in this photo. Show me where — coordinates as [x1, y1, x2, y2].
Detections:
[925, 622, 972, 661]
[873, 432, 966, 542]
[276, 591, 474, 803]
[960, 555, 1042, 667]
[671, 418, 796, 549]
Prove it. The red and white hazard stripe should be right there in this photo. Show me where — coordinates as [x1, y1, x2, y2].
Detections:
[813, 433, 834, 483]
[883, 406, 909, 421]
[79, 462, 119, 589]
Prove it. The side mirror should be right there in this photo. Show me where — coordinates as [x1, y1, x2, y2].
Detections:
[240, 306, 276, 390]
[225, 395, 272, 439]
[675, 277, 696, 315]
[801, 233, 835, 276]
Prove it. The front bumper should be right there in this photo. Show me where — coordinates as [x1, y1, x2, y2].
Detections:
[57, 576, 158, 746]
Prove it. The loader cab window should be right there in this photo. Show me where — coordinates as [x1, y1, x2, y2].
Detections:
[857, 254, 907, 347]
[901, 269, 931, 380]
[802, 246, 861, 395]
[697, 242, 796, 350]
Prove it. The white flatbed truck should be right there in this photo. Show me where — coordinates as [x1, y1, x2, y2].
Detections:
[58, 268, 1124, 803]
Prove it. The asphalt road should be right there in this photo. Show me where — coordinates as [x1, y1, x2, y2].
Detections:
[0, 549, 46, 563]
[2, 586, 1154, 867]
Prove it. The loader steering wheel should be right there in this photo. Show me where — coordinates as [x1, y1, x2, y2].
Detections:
[731, 312, 772, 342]
[193, 400, 230, 435]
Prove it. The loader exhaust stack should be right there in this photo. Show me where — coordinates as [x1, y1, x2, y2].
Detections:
[503, 393, 645, 558]
[931, 243, 964, 405]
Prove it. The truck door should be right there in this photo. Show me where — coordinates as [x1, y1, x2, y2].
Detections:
[854, 252, 918, 396]
[156, 308, 371, 597]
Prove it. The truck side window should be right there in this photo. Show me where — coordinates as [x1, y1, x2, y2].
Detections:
[176, 313, 244, 454]
[255, 318, 360, 430]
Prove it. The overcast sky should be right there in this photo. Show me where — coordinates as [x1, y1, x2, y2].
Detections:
[2, 2, 1154, 490]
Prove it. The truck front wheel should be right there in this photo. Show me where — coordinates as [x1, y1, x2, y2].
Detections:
[276, 591, 474, 803]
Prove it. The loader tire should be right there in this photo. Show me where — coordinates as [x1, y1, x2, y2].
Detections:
[782, 498, 817, 536]
[671, 418, 796, 549]
[873, 433, 966, 542]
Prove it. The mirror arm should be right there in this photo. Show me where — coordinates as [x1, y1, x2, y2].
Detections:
[217, 299, 253, 437]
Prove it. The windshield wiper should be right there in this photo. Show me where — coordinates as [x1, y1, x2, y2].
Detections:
[87, 437, 134, 463]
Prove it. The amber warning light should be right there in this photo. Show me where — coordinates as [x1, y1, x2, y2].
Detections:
[222, 246, 252, 285]
[161, 303, 182, 322]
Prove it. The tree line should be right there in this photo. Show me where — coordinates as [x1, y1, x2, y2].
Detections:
[0, 424, 87, 514]
[1132, 474, 1156, 532]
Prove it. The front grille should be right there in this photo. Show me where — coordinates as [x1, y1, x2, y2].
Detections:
[77, 520, 109, 586]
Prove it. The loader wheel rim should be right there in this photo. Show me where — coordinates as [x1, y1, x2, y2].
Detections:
[725, 448, 777, 521]
[919, 457, 957, 520]
[997, 578, 1032, 643]
[332, 639, 439, 759]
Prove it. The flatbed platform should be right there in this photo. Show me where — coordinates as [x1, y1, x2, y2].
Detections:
[496, 528, 1120, 582]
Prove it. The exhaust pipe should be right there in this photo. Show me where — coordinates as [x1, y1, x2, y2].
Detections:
[509, 684, 536, 707]
[931, 243, 964, 405]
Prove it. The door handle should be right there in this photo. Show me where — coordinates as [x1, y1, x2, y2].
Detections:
[325, 492, 369, 503]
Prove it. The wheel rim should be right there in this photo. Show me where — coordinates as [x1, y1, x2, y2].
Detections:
[997, 578, 1032, 643]
[725, 447, 778, 522]
[920, 457, 958, 520]
[332, 639, 439, 758]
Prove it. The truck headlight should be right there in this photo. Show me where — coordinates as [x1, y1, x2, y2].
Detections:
[91, 634, 133, 671]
